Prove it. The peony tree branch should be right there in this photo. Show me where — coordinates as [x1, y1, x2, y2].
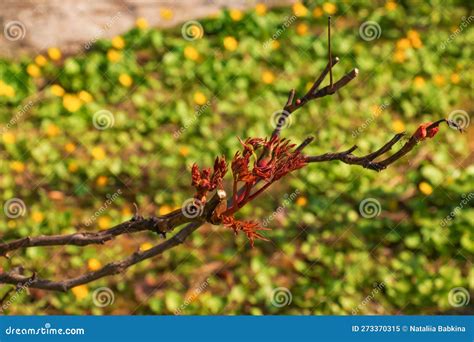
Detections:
[0, 193, 225, 291]
[0, 201, 200, 256]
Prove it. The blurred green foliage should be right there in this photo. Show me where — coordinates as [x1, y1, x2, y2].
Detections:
[0, 0, 472, 314]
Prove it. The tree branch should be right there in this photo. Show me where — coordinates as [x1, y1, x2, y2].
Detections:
[305, 133, 406, 171]
[0, 204, 200, 256]
[0, 221, 203, 292]
[0, 194, 225, 291]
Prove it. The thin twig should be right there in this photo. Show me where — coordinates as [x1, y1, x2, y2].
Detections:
[328, 16, 333, 90]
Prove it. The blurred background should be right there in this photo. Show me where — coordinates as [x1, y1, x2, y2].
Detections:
[0, 0, 472, 315]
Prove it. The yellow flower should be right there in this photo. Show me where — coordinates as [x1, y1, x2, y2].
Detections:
[419, 182, 433, 196]
[396, 38, 411, 50]
[371, 105, 383, 117]
[98, 216, 111, 229]
[5, 85, 15, 97]
[393, 49, 406, 63]
[2, 132, 16, 144]
[140, 242, 153, 251]
[413, 76, 425, 89]
[122, 206, 132, 217]
[111, 36, 125, 49]
[230, 9, 243, 21]
[411, 38, 422, 49]
[136, 17, 149, 30]
[72, 285, 89, 300]
[160, 8, 174, 20]
[46, 123, 60, 137]
[68, 162, 79, 173]
[32, 211, 44, 223]
[255, 4, 267, 15]
[96, 176, 108, 187]
[0, 81, 15, 98]
[450, 73, 460, 84]
[322, 2, 337, 15]
[385, 1, 397, 11]
[296, 196, 308, 206]
[292, 2, 308, 17]
[27, 64, 41, 78]
[313, 7, 323, 18]
[223, 36, 238, 51]
[296, 23, 309, 36]
[392, 119, 405, 133]
[35, 55, 48, 67]
[47, 47, 62, 61]
[63, 94, 82, 112]
[91, 147, 106, 160]
[119, 74, 133, 87]
[10, 161, 25, 173]
[271, 40, 280, 50]
[50, 84, 65, 97]
[87, 258, 102, 271]
[65, 142, 76, 153]
[179, 146, 190, 156]
[261, 70, 275, 84]
[433, 75, 445, 87]
[193, 91, 207, 105]
[184, 46, 200, 61]
[107, 49, 122, 62]
[158, 205, 173, 216]
[409, 33, 422, 49]
[407, 30, 419, 41]
[78, 90, 93, 103]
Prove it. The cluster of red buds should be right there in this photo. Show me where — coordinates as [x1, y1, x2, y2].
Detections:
[191, 156, 227, 203]
[413, 119, 463, 142]
[190, 136, 306, 246]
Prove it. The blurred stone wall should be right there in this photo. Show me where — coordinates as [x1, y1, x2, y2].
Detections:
[0, 0, 292, 58]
